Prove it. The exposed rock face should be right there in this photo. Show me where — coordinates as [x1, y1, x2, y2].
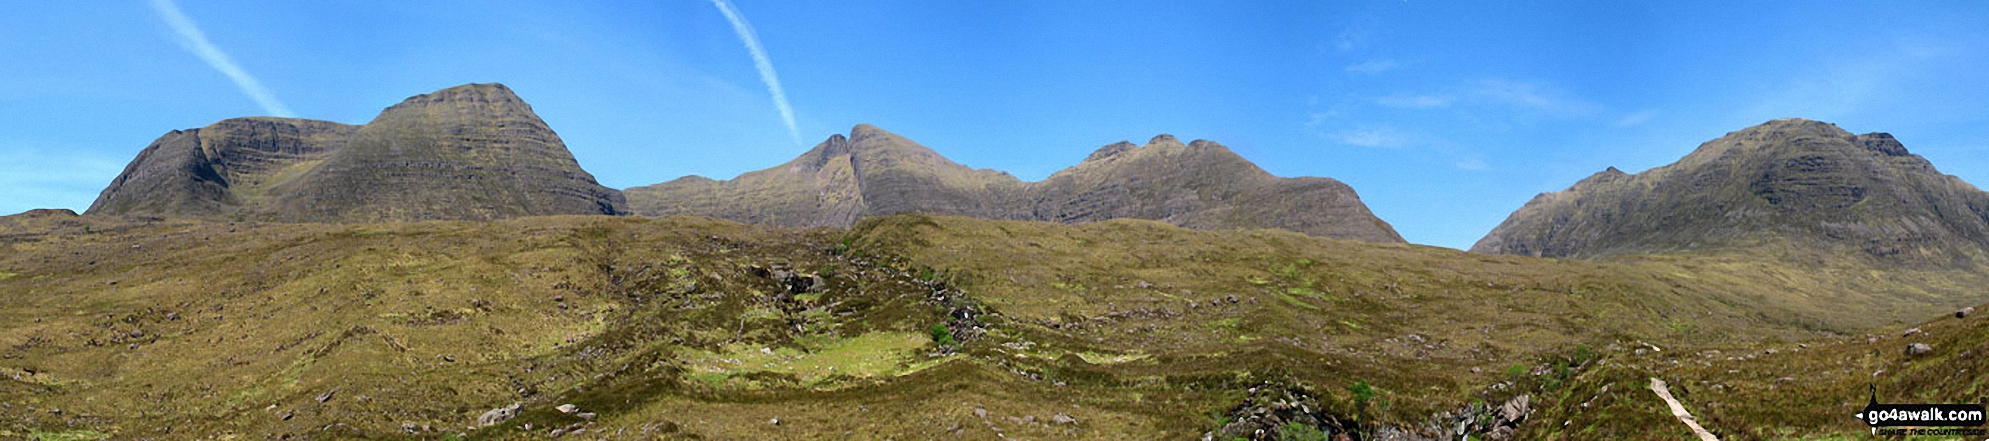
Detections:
[87, 83, 626, 222]
[1032, 134, 1402, 242]
[1472, 118, 1989, 263]
[626, 125, 1402, 243]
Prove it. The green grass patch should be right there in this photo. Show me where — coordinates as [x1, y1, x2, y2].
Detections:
[28, 429, 111, 441]
[1075, 351, 1150, 365]
[682, 332, 932, 389]
[1274, 290, 1321, 310]
[1050, 279, 1086, 292]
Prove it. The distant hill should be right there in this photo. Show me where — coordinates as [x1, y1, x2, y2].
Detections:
[86, 83, 627, 222]
[1472, 118, 1989, 265]
[625, 125, 1403, 243]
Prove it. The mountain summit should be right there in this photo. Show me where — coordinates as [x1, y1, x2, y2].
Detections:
[1472, 118, 1989, 263]
[625, 125, 1403, 243]
[87, 83, 627, 222]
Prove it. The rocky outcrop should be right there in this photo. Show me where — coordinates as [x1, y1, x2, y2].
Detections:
[626, 125, 1403, 243]
[1472, 118, 1989, 264]
[87, 83, 626, 222]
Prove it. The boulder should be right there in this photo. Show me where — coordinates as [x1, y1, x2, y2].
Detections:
[1052, 413, 1077, 425]
[1907, 343, 1934, 356]
[477, 402, 521, 427]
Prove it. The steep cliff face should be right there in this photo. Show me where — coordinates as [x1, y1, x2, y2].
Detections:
[1472, 118, 1989, 264]
[87, 83, 626, 222]
[626, 125, 1403, 243]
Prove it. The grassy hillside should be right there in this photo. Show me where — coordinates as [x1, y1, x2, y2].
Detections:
[1, 211, 1981, 439]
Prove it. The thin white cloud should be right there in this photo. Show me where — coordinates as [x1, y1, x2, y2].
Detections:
[1372, 79, 1601, 117]
[1345, 59, 1400, 74]
[147, 0, 294, 118]
[1332, 22, 1372, 51]
[1303, 111, 1338, 129]
[1469, 79, 1600, 117]
[1613, 110, 1659, 128]
[710, 0, 803, 146]
[1454, 157, 1488, 171]
[1374, 94, 1451, 109]
[1334, 128, 1413, 148]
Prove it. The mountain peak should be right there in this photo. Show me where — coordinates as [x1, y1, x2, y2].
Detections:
[1084, 141, 1138, 162]
[1147, 134, 1182, 146]
[1570, 166, 1628, 190]
[1187, 139, 1227, 150]
[1858, 132, 1910, 156]
[850, 123, 893, 141]
[90, 83, 625, 222]
[396, 83, 521, 106]
[1734, 118, 1853, 140]
[1473, 119, 1989, 263]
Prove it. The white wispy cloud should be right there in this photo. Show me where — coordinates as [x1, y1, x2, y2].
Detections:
[1613, 110, 1659, 128]
[1303, 111, 1338, 129]
[711, 0, 803, 146]
[1345, 59, 1400, 74]
[147, 0, 294, 118]
[1333, 128, 1413, 148]
[1468, 79, 1600, 117]
[1331, 22, 1372, 51]
[1371, 79, 1601, 117]
[1453, 157, 1488, 171]
[1374, 94, 1451, 109]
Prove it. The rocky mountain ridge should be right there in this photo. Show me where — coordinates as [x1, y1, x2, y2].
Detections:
[1472, 118, 1989, 265]
[626, 125, 1404, 243]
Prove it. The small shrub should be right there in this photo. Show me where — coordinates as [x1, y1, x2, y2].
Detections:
[1274, 421, 1331, 441]
[1349, 380, 1377, 413]
[929, 323, 956, 347]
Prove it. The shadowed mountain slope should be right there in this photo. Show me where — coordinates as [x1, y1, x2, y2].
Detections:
[626, 125, 1403, 243]
[1472, 118, 1989, 265]
[86, 83, 627, 222]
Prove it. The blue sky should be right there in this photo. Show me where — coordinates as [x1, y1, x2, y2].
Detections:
[4, 1, 1988, 249]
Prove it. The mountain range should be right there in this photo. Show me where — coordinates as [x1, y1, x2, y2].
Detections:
[77, 84, 1989, 264]
[625, 125, 1404, 243]
[89, 83, 1402, 243]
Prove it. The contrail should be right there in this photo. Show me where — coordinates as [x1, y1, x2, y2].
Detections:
[710, 0, 802, 146]
[147, 0, 295, 118]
